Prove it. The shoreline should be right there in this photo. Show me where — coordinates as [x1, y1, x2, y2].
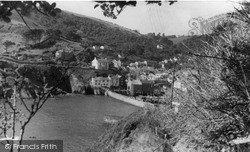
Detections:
[50, 91, 154, 109]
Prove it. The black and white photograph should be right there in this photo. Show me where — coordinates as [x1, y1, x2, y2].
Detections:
[0, 0, 250, 152]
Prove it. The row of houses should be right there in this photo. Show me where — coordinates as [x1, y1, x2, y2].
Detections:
[90, 76, 155, 96]
[90, 74, 126, 88]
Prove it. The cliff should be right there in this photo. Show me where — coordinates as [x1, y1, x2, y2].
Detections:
[69, 68, 95, 93]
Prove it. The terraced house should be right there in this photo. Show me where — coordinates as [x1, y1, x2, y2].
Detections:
[91, 77, 111, 88]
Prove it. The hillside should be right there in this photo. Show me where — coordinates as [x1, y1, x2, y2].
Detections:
[0, 20, 27, 53]
[3, 9, 184, 63]
[67, 11, 142, 37]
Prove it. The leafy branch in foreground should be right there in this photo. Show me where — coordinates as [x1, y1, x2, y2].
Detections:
[0, 1, 61, 30]
[0, 65, 69, 152]
[94, 0, 177, 19]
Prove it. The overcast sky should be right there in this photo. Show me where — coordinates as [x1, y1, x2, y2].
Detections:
[52, 1, 241, 36]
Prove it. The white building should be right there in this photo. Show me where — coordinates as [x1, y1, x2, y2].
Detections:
[100, 46, 104, 49]
[91, 77, 111, 88]
[91, 57, 109, 70]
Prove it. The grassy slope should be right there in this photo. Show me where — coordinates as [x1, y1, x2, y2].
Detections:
[67, 11, 142, 37]
[87, 108, 173, 152]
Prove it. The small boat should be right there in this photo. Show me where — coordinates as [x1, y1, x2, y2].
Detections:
[103, 115, 123, 124]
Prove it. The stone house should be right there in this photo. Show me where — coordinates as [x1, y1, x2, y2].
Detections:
[127, 79, 142, 96]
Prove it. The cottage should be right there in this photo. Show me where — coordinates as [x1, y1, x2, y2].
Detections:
[91, 57, 109, 70]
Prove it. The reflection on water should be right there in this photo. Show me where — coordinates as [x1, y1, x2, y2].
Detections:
[24, 95, 139, 152]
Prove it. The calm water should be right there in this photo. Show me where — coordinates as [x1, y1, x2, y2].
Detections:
[23, 95, 139, 152]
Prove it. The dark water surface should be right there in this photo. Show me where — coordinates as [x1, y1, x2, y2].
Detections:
[24, 95, 139, 152]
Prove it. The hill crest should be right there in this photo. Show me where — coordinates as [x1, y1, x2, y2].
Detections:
[65, 10, 142, 37]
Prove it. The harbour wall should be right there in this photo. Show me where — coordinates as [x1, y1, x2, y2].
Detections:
[106, 90, 154, 108]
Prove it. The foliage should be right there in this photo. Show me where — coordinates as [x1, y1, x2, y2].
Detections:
[88, 108, 169, 152]
[0, 65, 70, 152]
[27, 11, 174, 62]
[64, 29, 82, 42]
[168, 4, 250, 150]
[0, 1, 61, 30]
[94, 1, 177, 19]
[76, 48, 96, 64]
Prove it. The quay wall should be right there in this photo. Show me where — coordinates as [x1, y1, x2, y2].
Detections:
[106, 90, 153, 108]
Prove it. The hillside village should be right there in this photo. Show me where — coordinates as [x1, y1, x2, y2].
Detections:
[0, 10, 190, 107]
[0, 31, 186, 106]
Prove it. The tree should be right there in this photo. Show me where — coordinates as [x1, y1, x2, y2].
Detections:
[94, 1, 177, 19]
[0, 65, 69, 152]
[0, 1, 61, 31]
[2, 41, 15, 52]
[22, 29, 45, 45]
[0, 2, 63, 152]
